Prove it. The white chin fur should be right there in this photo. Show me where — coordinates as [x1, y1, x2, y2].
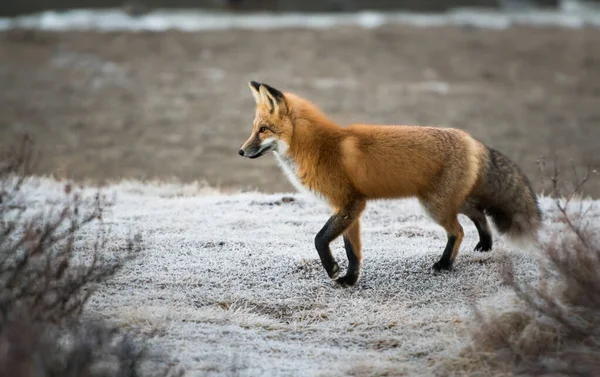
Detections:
[258, 137, 277, 153]
[261, 138, 289, 155]
[276, 140, 289, 155]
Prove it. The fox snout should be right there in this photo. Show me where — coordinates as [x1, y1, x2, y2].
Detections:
[238, 146, 262, 159]
[239, 135, 278, 159]
[238, 140, 262, 159]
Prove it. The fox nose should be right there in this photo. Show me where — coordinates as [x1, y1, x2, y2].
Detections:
[238, 149, 244, 156]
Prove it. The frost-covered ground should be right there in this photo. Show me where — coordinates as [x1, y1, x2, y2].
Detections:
[2, 2, 600, 32]
[19, 178, 599, 376]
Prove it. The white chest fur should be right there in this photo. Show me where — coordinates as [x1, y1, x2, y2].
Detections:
[273, 152, 307, 194]
[272, 141, 327, 203]
[273, 152, 328, 204]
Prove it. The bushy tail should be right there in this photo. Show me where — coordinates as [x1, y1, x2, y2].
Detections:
[476, 147, 542, 243]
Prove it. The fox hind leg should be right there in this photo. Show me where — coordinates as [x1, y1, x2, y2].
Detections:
[432, 216, 464, 271]
[460, 204, 493, 252]
[420, 197, 465, 271]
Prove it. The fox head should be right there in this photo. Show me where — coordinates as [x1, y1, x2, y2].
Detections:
[238, 81, 292, 159]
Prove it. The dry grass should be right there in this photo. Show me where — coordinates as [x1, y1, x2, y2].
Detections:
[441, 163, 600, 377]
[28, 174, 579, 375]
[7, 167, 599, 376]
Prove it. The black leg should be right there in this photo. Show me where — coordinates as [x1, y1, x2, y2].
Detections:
[471, 217, 493, 252]
[335, 224, 361, 287]
[433, 235, 456, 271]
[461, 204, 493, 252]
[314, 200, 365, 280]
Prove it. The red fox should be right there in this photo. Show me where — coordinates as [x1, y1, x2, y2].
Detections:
[239, 81, 541, 287]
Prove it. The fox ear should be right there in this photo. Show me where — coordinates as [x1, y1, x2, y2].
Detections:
[248, 81, 261, 104]
[258, 83, 285, 114]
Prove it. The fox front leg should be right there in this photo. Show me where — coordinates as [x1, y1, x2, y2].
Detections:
[314, 200, 366, 284]
[338, 220, 362, 286]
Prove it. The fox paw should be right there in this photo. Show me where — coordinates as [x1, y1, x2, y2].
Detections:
[474, 241, 492, 252]
[334, 273, 359, 287]
[432, 260, 453, 272]
[328, 262, 340, 279]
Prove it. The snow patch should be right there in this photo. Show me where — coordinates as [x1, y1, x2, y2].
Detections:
[1, 6, 600, 32]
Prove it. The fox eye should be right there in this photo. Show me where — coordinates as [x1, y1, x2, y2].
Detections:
[259, 126, 268, 133]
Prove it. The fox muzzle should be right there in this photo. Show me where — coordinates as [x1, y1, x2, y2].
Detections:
[239, 136, 276, 159]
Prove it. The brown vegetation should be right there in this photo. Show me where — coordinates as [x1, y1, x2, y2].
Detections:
[445, 162, 600, 376]
[0, 137, 179, 377]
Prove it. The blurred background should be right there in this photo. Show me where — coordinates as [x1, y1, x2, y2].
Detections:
[0, 0, 576, 15]
[1, 0, 599, 196]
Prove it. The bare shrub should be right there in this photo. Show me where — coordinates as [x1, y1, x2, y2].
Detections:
[0, 136, 137, 325]
[446, 161, 600, 377]
[0, 137, 180, 377]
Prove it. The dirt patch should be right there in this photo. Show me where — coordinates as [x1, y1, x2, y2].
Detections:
[1, 26, 599, 196]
